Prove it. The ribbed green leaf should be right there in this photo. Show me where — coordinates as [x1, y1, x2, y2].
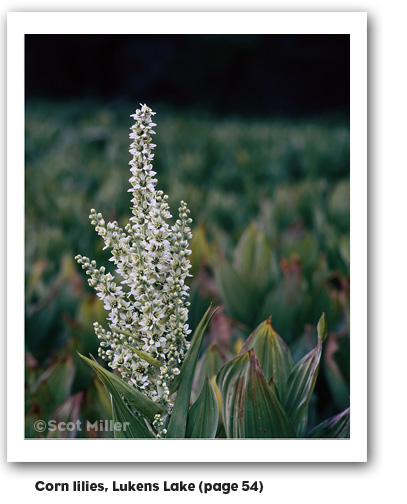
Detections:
[47, 392, 83, 439]
[89, 364, 154, 438]
[217, 349, 296, 438]
[282, 313, 327, 437]
[307, 407, 350, 438]
[166, 306, 218, 438]
[193, 341, 228, 397]
[36, 355, 75, 406]
[214, 258, 253, 325]
[88, 375, 112, 420]
[234, 224, 274, 295]
[189, 223, 216, 275]
[186, 375, 219, 438]
[78, 353, 165, 421]
[257, 257, 307, 337]
[239, 317, 294, 398]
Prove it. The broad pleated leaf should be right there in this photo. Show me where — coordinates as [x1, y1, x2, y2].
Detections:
[47, 392, 83, 439]
[233, 224, 276, 295]
[307, 407, 350, 438]
[211, 375, 223, 432]
[188, 223, 216, 275]
[217, 349, 296, 438]
[35, 355, 75, 407]
[166, 306, 218, 438]
[88, 374, 113, 419]
[186, 375, 219, 438]
[88, 361, 154, 438]
[78, 353, 165, 421]
[239, 317, 294, 398]
[214, 258, 253, 325]
[193, 341, 228, 398]
[282, 313, 328, 437]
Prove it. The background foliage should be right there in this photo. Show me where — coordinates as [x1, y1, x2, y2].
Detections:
[25, 99, 349, 437]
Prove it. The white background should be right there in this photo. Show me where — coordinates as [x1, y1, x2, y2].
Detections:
[7, 10, 366, 464]
[2, 0, 406, 501]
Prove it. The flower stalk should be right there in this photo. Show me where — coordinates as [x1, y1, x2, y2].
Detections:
[75, 104, 192, 434]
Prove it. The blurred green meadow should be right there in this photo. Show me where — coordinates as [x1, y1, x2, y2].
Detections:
[25, 99, 350, 437]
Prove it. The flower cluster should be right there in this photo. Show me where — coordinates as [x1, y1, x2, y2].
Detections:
[75, 104, 192, 410]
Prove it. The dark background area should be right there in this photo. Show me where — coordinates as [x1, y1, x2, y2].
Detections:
[25, 34, 349, 118]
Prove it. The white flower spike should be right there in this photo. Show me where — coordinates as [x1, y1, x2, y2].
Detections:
[75, 104, 192, 414]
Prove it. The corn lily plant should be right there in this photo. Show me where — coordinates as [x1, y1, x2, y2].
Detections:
[76, 104, 349, 439]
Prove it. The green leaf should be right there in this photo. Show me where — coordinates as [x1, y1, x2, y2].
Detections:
[213, 257, 253, 325]
[128, 346, 163, 369]
[87, 375, 113, 421]
[189, 223, 216, 275]
[307, 407, 350, 438]
[48, 392, 83, 438]
[317, 311, 328, 342]
[216, 349, 296, 438]
[282, 313, 327, 437]
[338, 235, 350, 269]
[169, 305, 215, 395]
[257, 282, 307, 340]
[233, 224, 276, 295]
[324, 332, 350, 410]
[193, 341, 228, 398]
[35, 355, 75, 406]
[109, 325, 144, 345]
[239, 317, 294, 398]
[78, 353, 165, 422]
[90, 365, 153, 438]
[186, 375, 219, 438]
[166, 306, 218, 438]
